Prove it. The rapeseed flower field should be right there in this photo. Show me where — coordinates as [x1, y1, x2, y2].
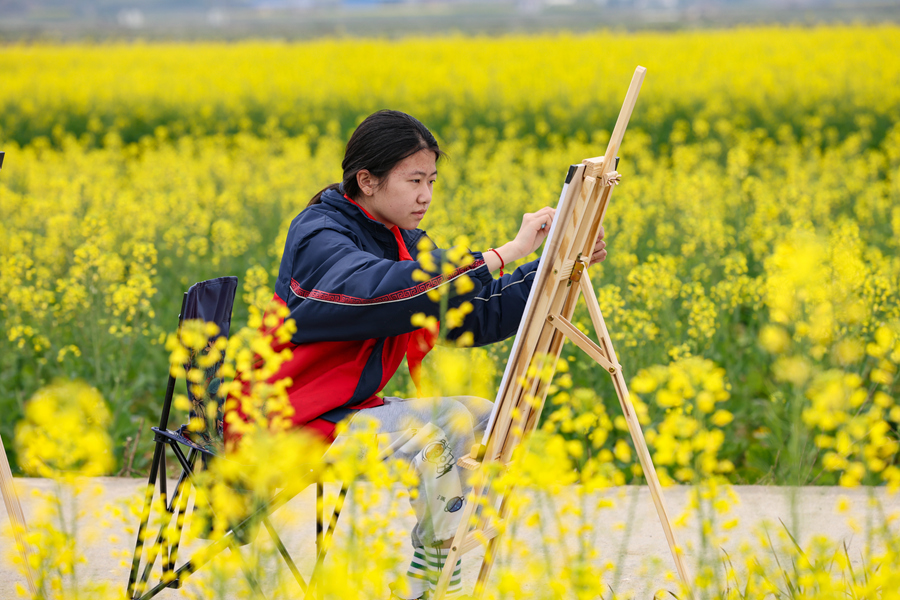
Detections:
[2, 24, 900, 599]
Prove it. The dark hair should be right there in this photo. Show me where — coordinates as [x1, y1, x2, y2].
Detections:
[308, 110, 444, 207]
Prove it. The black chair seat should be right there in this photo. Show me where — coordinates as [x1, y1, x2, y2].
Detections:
[151, 427, 217, 457]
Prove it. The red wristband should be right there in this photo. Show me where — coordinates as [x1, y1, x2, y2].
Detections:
[487, 248, 504, 277]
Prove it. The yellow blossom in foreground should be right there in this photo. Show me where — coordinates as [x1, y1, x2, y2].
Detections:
[15, 380, 114, 479]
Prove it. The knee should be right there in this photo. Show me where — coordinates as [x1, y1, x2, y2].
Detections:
[440, 398, 476, 435]
[455, 395, 493, 433]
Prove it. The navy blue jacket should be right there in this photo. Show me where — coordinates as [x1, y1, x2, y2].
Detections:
[268, 187, 539, 437]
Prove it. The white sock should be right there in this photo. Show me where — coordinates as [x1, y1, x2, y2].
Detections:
[396, 546, 463, 598]
[394, 547, 433, 599]
[423, 546, 462, 597]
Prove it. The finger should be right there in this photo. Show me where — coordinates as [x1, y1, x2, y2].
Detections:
[531, 212, 553, 231]
[597, 225, 605, 241]
[533, 207, 555, 222]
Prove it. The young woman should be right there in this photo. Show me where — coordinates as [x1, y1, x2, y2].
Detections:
[263, 110, 606, 598]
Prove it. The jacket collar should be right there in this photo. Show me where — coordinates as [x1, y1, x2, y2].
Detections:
[320, 187, 386, 231]
[319, 187, 427, 250]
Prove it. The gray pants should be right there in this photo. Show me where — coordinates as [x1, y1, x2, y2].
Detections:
[330, 396, 493, 548]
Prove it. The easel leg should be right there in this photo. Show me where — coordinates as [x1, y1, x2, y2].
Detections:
[433, 471, 490, 599]
[0, 434, 37, 596]
[473, 486, 514, 599]
[610, 369, 693, 591]
[579, 275, 693, 594]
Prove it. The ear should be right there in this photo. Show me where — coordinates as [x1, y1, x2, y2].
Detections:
[357, 170, 378, 197]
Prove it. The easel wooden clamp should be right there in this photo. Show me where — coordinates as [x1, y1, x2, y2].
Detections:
[433, 67, 694, 599]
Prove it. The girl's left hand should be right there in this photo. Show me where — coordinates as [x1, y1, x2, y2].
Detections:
[589, 225, 607, 265]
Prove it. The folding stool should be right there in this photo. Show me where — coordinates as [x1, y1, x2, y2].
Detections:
[125, 277, 346, 600]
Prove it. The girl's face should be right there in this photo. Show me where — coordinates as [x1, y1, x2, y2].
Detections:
[356, 149, 437, 230]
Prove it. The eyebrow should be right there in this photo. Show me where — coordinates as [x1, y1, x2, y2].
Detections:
[407, 169, 438, 177]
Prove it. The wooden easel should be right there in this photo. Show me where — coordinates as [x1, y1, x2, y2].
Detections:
[433, 67, 693, 599]
[0, 153, 38, 596]
[1, 434, 38, 596]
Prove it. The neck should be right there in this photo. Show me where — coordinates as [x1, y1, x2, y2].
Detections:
[349, 195, 395, 229]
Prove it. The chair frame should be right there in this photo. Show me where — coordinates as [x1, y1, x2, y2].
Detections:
[125, 282, 349, 600]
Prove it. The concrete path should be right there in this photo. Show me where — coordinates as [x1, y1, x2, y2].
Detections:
[1, 477, 897, 598]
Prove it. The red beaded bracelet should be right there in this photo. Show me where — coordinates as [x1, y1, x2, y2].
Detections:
[488, 248, 505, 277]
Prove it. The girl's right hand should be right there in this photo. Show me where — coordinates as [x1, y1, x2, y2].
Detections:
[507, 207, 556, 262]
[483, 207, 556, 276]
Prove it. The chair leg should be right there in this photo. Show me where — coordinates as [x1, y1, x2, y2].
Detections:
[314, 482, 324, 600]
[127, 439, 164, 599]
[137, 531, 238, 599]
[157, 449, 171, 580]
[165, 450, 197, 581]
[127, 443, 196, 600]
[316, 482, 324, 553]
[263, 516, 307, 592]
[131, 463, 264, 600]
[173, 468, 315, 599]
[228, 539, 270, 599]
[130, 446, 321, 600]
[306, 482, 349, 600]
